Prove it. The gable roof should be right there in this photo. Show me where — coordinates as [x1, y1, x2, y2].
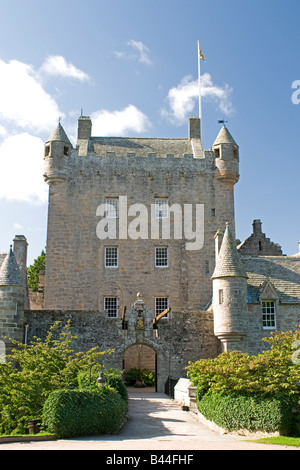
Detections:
[242, 255, 300, 304]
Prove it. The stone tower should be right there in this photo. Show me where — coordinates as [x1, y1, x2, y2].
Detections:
[211, 125, 239, 239]
[211, 223, 248, 351]
[0, 246, 26, 354]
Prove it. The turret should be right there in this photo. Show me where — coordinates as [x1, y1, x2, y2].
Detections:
[211, 223, 248, 351]
[212, 124, 239, 184]
[44, 122, 72, 184]
[0, 246, 26, 354]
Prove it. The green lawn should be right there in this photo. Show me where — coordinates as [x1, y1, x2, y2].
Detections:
[253, 436, 300, 447]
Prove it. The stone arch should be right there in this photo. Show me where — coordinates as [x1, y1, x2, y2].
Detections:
[123, 343, 157, 390]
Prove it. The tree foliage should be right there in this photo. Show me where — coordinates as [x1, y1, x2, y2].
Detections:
[27, 249, 46, 292]
[187, 329, 300, 399]
[0, 321, 114, 435]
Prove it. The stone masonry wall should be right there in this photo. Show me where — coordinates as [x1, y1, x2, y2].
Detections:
[24, 309, 219, 392]
[44, 148, 236, 313]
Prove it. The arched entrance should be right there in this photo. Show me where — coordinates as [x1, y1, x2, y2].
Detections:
[123, 344, 157, 391]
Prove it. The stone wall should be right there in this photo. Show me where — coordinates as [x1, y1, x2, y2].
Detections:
[24, 308, 219, 393]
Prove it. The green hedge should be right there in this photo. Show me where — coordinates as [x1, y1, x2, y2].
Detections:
[196, 389, 295, 435]
[43, 388, 127, 439]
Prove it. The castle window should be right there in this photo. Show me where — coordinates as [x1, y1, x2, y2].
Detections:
[45, 144, 50, 157]
[233, 148, 239, 159]
[64, 146, 69, 156]
[105, 246, 118, 268]
[211, 208, 216, 217]
[155, 198, 169, 219]
[219, 289, 224, 304]
[155, 297, 169, 318]
[105, 197, 119, 218]
[104, 297, 118, 318]
[262, 301, 276, 329]
[214, 148, 220, 158]
[259, 241, 262, 251]
[155, 247, 168, 267]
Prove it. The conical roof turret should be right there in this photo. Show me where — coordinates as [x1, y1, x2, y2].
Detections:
[213, 125, 238, 147]
[212, 224, 248, 279]
[0, 246, 26, 287]
[47, 122, 71, 144]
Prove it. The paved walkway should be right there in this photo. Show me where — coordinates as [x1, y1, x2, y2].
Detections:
[0, 389, 298, 451]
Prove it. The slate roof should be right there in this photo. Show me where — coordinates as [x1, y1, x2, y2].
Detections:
[47, 122, 71, 144]
[212, 125, 238, 147]
[212, 224, 248, 279]
[0, 248, 25, 287]
[242, 255, 300, 304]
[88, 137, 194, 158]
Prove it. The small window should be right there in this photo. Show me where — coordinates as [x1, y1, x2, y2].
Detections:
[155, 297, 169, 318]
[262, 301, 276, 329]
[64, 146, 69, 156]
[45, 144, 50, 157]
[104, 297, 118, 318]
[233, 148, 239, 159]
[155, 198, 169, 219]
[155, 247, 168, 267]
[258, 241, 262, 251]
[214, 148, 220, 158]
[105, 246, 118, 268]
[211, 208, 216, 217]
[219, 289, 224, 304]
[105, 197, 119, 218]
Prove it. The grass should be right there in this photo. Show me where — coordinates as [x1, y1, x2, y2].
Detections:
[253, 436, 300, 447]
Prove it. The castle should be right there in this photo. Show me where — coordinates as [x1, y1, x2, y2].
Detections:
[1, 115, 300, 393]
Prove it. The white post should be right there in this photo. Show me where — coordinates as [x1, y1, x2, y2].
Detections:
[197, 41, 202, 140]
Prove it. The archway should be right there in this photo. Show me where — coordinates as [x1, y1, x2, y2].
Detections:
[123, 344, 157, 391]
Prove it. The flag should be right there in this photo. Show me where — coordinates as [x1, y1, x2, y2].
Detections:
[198, 44, 205, 60]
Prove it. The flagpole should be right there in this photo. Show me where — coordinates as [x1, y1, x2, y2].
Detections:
[197, 40, 202, 140]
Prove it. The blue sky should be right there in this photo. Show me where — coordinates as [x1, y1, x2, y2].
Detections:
[0, 0, 299, 264]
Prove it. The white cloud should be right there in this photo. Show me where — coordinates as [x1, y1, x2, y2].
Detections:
[40, 56, 90, 82]
[0, 133, 47, 205]
[127, 40, 153, 66]
[114, 40, 153, 66]
[91, 105, 151, 136]
[0, 59, 62, 133]
[161, 73, 234, 124]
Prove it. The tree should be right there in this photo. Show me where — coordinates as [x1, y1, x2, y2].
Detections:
[27, 249, 46, 292]
[0, 321, 114, 435]
[187, 329, 300, 399]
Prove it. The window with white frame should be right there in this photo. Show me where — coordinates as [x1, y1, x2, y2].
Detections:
[105, 246, 118, 268]
[105, 197, 119, 218]
[104, 297, 118, 318]
[155, 297, 169, 318]
[155, 198, 169, 219]
[262, 300, 276, 329]
[155, 247, 168, 267]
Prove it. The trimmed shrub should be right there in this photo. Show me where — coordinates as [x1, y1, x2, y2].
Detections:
[196, 389, 294, 435]
[43, 388, 127, 439]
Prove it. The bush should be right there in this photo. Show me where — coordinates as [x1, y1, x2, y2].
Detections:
[125, 368, 155, 387]
[196, 389, 294, 435]
[43, 388, 127, 439]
